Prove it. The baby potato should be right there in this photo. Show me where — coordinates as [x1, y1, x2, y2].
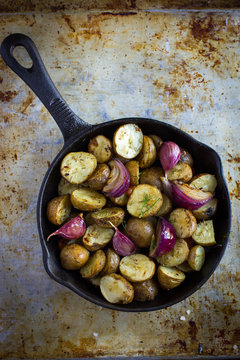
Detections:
[125, 160, 140, 186]
[192, 198, 218, 220]
[113, 124, 143, 159]
[101, 248, 120, 276]
[120, 254, 155, 282]
[192, 220, 216, 246]
[140, 166, 164, 190]
[169, 208, 197, 238]
[133, 279, 159, 302]
[84, 163, 110, 191]
[176, 261, 193, 273]
[58, 177, 80, 196]
[47, 194, 72, 225]
[126, 217, 155, 248]
[180, 148, 194, 167]
[157, 266, 186, 290]
[167, 162, 193, 182]
[91, 207, 125, 228]
[157, 239, 189, 267]
[82, 224, 114, 251]
[190, 173, 217, 193]
[71, 188, 106, 211]
[137, 135, 157, 169]
[148, 134, 163, 151]
[156, 193, 172, 216]
[88, 135, 112, 163]
[110, 193, 128, 206]
[60, 243, 89, 270]
[100, 274, 134, 304]
[80, 249, 106, 279]
[188, 245, 205, 271]
[60, 152, 97, 184]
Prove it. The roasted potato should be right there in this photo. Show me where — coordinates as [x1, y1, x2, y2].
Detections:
[80, 249, 106, 279]
[176, 261, 193, 273]
[125, 160, 140, 186]
[188, 245, 205, 271]
[192, 198, 218, 220]
[88, 275, 101, 287]
[169, 208, 197, 238]
[157, 238, 189, 267]
[110, 193, 128, 206]
[137, 135, 157, 169]
[60, 243, 89, 270]
[88, 135, 112, 163]
[180, 148, 194, 167]
[140, 166, 163, 190]
[127, 184, 163, 218]
[60, 152, 97, 184]
[91, 207, 125, 228]
[100, 274, 134, 304]
[71, 188, 106, 211]
[113, 123, 143, 159]
[47, 195, 72, 225]
[120, 254, 155, 282]
[149, 134, 163, 151]
[157, 266, 186, 290]
[133, 279, 159, 302]
[192, 220, 216, 246]
[190, 173, 217, 193]
[167, 162, 193, 182]
[82, 224, 114, 251]
[84, 163, 110, 191]
[101, 248, 120, 276]
[156, 193, 172, 216]
[126, 217, 156, 248]
[58, 177, 80, 196]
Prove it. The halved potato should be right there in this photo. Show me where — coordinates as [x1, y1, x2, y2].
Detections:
[157, 266, 186, 290]
[137, 136, 157, 169]
[80, 249, 106, 279]
[149, 134, 163, 150]
[71, 188, 106, 211]
[133, 279, 159, 302]
[156, 193, 172, 216]
[91, 207, 125, 228]
[192, 220, 216, 246]
[84, 163, 110, 191]
[169, 208, 197, 238]
[110, 193, 128, 206]
[100, 274, 134, 304]
[88, 275, 101, 287]
[190, 173, 217, 193]
[101, 248, 120, 276]
[157, 238, 189, 267]
[60, 152, 97, 184]
[88, 135, 112, 163]
[58, 177, 80, 196]
[82, 224, 114, 251]
[60, 243, 89, 270]
[180, 148, 194, 167]
[125, 160, 140, 186]
[176, 261, 193, 273]
[188, 245, 205, 271]
[113, 124, 143, 159]
[127, 184, 163, 218]
[192, 198, 218, 220]
[46, 195, 72, 225]
[140, 166, 163, 190]
[119, 254, 155, 282]
[167, 162, 193, 182]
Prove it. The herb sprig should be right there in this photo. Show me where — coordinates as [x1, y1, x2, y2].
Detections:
[139, 193, 161, 218]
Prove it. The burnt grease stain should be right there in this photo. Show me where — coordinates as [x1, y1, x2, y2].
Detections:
[0, 90, 18, 102]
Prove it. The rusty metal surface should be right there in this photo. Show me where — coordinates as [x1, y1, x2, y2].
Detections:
[0, 1, 240, 358]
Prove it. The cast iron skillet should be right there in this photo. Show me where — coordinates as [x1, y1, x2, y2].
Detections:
[1, 33, 231, 312]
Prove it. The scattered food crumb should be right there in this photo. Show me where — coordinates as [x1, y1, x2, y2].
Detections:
[186, 310, 191, 315]
[180, 316, 186, 321]
[93, 332, 98, 337]
[233, 345, 238, 350]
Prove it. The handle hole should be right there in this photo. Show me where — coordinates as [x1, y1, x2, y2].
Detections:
[12, 46, 33, 69]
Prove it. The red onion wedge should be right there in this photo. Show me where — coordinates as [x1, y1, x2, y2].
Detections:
[47, 214, 86, 241]
[109, 221, 136, 256]
[159, 141, 181, 177]
[103, 159, 130, 198]
[172, 181, 214, 210]
[149, 217, 176, 257]
[160, 176, 173, 200]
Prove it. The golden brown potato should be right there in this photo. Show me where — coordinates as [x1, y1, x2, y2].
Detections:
[100, 274, 134, 304]
[110, 193, 128, 206]
[126, 217, 155, 248]
[113, 124, 143, 159]
[176, 261, 193, 273]
[169, 208, 197, 238]
[127, 184, 163, 218]
[80, 250, 106, 279]
[156, 193, 172, 216]
[84, 163, 110, 191]
[125, 160, 140, 186]
[190, 173, 217, 193]
[46, 195, 72, 225]
[60, 152, 97, 184]
[157, 239, 189, 267]
[101, 248, 120, 276]
[82, 224, 114, 251]
[192, 198, 218, 220]
[148, 135, 163, 151]
[137, 136, 157, 169]
[167, 162, 193, 182]
[180, 148, 194, 167]
[88, 135, 112, 163]
[192, 220, 216, 246]
[71, 188, 106, 211]
[88, 275, 101, 287]
[157, 266, 186, 290]
[58, 177, 80, 196]
[120, 254, 156, 282]
[188, 245, 205, 271]
[91, 207, 125, 228]
[60, 243, 89, 270]
[140, 166, 164, 190]
[133, 279, 159, 302]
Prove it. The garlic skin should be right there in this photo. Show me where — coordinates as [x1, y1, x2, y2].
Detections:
[159, 141, 181, 177]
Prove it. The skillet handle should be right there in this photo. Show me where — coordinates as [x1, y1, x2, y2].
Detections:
[0, 33, 92, 143]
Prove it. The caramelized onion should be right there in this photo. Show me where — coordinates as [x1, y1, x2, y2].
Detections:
[149, 217, 176, 257]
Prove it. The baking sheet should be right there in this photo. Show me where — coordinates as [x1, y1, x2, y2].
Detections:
[0, 1, 239, 358]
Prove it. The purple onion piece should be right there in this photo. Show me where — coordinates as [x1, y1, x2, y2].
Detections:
[159, 141, 181, 177]
[149, 217, 176, 257]
[104, 159, 130, 198]
[110, 222, 136, 256]
[47, 214, 86, 241]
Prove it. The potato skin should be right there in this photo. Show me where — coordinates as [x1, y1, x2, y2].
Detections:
[192, 198, 218, 220]
[180, 148, 194, 167]
[156, 193, 172, 216]
[157, 239, 189, 267]
[126, 217, 155, 248]
[58, 177, 80, 196]
[137, 136, 157, 169]
[84, 163, 110, 191]
[100, 248, 120, 276]
[140, 166, 163, 190]
[80, 250, 106, 279]
[169, 208, 197, 238]
[60, 243, 89, 270]
[133, 279, 159, 302]
[167, 162, 193, 182]
[88, 135, 112, 163]
[125, 160, 140, 186]
[148, 135, 163, 151]
[188, 245, 205, 271]
[47, 195, 72, 225]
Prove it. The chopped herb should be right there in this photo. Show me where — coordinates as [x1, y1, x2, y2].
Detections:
[139, 193, 161, 218]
